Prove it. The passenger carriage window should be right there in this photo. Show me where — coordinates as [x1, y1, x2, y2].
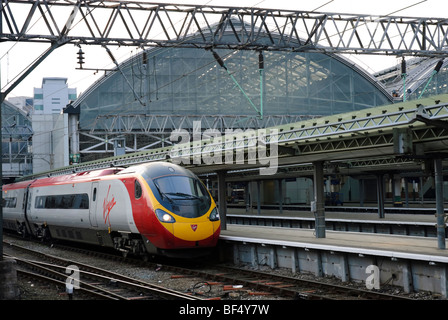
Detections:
[93, 188, 97, 201]
[79, 194, 89, 209]
[135, 180, 142, 199]
[2, 197, 17, 208]
[35, 194, 89, 209]
[35, 196, 44, 209]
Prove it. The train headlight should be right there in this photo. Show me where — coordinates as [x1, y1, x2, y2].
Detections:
[156, 209, 176, 223]
[209, 208, 220, 221]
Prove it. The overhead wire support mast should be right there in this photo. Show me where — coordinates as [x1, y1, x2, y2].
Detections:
[401, 57, 407, 102]
[211, 49, 262, 119]
[0, 0, 80, 262]
[103, 45, 146, 106]
[418, 59, 444, 99]
[259, 51, 264, 120]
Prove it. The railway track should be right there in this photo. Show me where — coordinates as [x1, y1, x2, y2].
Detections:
[3, 236, 415, 300]
[152, 262, 415, 300]
[181, 265, 413, 300]
[3, 241, 203, 300]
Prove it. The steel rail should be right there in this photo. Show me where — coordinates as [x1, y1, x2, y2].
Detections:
[3, 241, 202, 300]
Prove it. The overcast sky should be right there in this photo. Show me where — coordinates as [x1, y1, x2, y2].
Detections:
[1, 0, 446, 99]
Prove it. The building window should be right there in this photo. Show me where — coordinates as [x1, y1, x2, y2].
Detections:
[34, 105, 43, 111]
[34, 93, 43, 99]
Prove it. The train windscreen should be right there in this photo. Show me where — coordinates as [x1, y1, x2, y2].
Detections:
[151, 175, 212, 218]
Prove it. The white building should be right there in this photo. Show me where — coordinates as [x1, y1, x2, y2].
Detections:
[33, 77, 77, 114]
[32, 77, 77, 173]
[7, 96, 33, 114]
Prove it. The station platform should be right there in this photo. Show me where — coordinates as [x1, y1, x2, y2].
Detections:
[220, 224, 448, 263]
[225, 207, 443, 238]
[227, 207, 437, 224]
[218, 223, 448, 296]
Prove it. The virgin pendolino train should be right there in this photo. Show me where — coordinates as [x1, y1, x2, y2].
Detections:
[2, 162, 221, 258]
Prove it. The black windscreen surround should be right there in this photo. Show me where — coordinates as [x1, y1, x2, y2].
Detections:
[136, 163, 212, 218]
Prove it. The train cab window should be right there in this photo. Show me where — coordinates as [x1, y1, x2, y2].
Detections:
[135, 180, 142, 199]
[154, 176, 207, 199]
[152, 175, 211, 218]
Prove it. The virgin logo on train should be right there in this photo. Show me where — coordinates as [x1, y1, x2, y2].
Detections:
[103, 185, 116, 228]
[191, 224, 198, 232]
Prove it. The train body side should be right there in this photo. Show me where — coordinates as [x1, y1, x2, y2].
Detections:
[3, 169, 135, 246]
[2, 163, 220, 258]
[3, 180, 29, 233]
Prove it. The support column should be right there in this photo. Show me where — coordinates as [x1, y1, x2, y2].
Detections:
[0, 90, 3, 262]
[278, 179, 283, 214]
[0, 258, 19, 299]
[313, 161, 326, 238]
[434, 158, 446, 250]
[359, 178, 365, 207]
[244, 182, 250, 213]
[377, 174, 385, 219]
[217, 170, 227, 231]
[393, 176, 403, 207]
[257, 180, 261, 215]
[404, 178, 410, 208]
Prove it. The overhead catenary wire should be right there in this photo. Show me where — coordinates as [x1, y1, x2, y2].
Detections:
[3, 0, 442, 144]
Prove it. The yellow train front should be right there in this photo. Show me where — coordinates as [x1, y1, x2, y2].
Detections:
[133, 162, 221, 258]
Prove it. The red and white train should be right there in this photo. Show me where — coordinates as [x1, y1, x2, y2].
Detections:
[2, 162, 221, 258]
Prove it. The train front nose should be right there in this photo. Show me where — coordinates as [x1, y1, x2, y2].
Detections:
[172, 220, 220, 247]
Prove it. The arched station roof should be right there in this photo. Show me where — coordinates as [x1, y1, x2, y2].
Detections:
[375, 52, 448, 101]
[74, 27, 392, 132]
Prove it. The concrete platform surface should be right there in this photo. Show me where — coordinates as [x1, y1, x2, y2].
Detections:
[220, 225, 448, 263]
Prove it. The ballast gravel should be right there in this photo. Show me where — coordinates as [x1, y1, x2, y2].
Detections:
[3, 235, 442, 301]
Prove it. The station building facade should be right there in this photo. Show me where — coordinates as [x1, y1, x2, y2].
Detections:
[74, 41, 392, 162]
[9, 30, 448, 205]
[71, 34, 395, 206]
[2, 100, 33, 182]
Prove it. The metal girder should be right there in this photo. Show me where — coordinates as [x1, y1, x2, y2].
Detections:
[22, 93, 448, 180]
[79, 131, 172, 154]
[168, 95, 448, 162]
[2, 1, 448, 56]
[88, 114, 316, 135]
[72, 101, 448, 156]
